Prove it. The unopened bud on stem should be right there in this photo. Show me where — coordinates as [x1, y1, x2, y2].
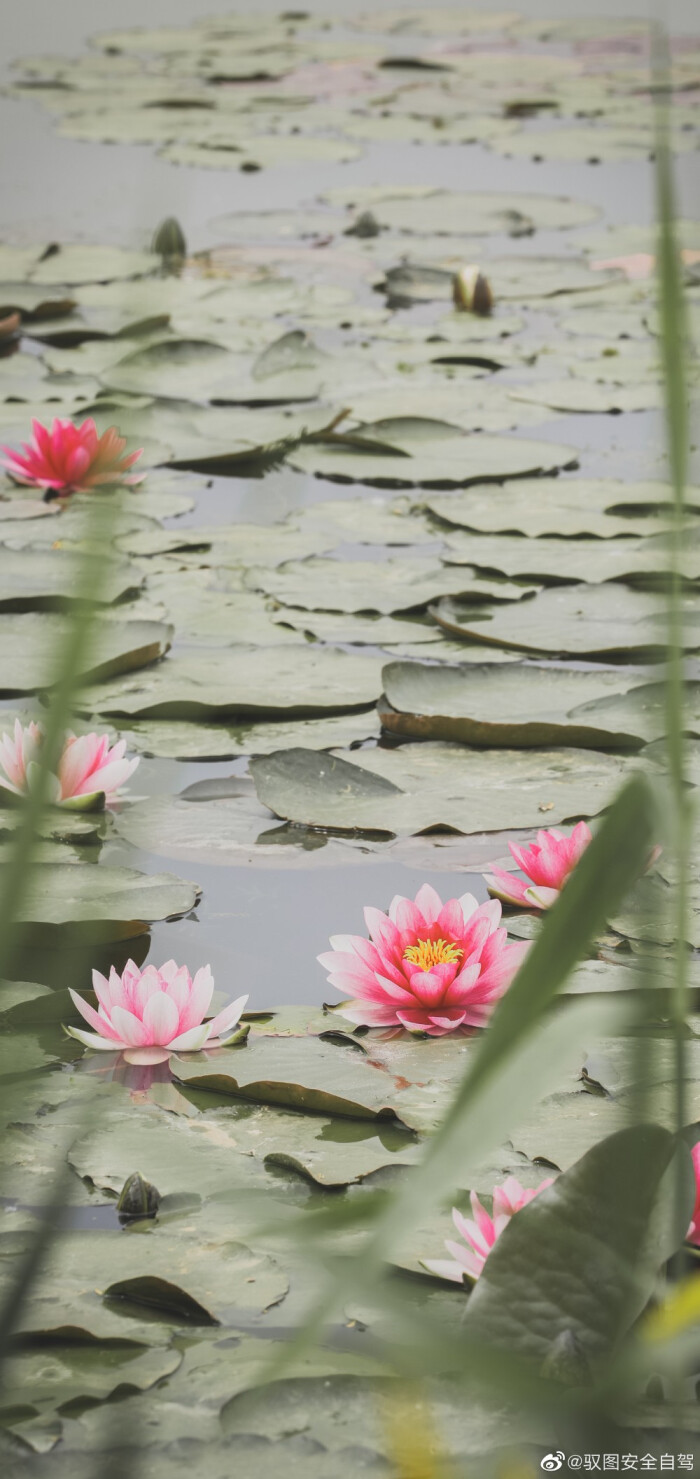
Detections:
[452, 264, 493, 316]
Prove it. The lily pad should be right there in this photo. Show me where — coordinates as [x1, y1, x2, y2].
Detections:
[0, 243, 159, 285]
[442, 530, 700, 585]
[250, 742, 631, 836]
[507, 379, 662, 415]
[246, 556, 534, 616]
[379, 661, 673, 749]
[424, 479, 700, 539]
[173, 1029, 481, 1133]
[431, 585, 700, 660]
[0, 548, 143, 611]
[324, 186, 598, 235]
[68, 1095, 420, 1196]
[289, 429, 579, 488]
[6, 1224, 287, 1333]
[80, 647, 384, 719]
[103, 710, 382, 761]
[0, 615, 172, 694]
[4, 864, 199, 936]
[3, 1337, 181, 1420]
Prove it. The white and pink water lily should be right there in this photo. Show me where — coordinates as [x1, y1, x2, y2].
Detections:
[66, 960, 248, 1066]
[0, 720, 138, 809]
[421, 1175, 555, 1284]
[486, 823, 592, 911]
[319, 883, 528, 1036]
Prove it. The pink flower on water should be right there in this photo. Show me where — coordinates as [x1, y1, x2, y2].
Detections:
[686, 1143, 700, 1246]
[318, 883, 529, 1036]
[66, 960, 248, 1066]
[1, 418, 143, 496]
[0, 720, 139, 809]
[421, 1175, 555, 1284]
[485, 822, 592, 911]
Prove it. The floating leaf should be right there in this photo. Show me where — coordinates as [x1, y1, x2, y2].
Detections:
[289, 430, 578, 488]
[250, 743, 631, 837]
[80, 646, 384, 718]
[0, 548, 143, 612]
[323, 186, 598, 235]
[431, 585, 700, 660]
[4, 864, 199, 936]
[103, 709, 382, 761]
[0, 616, 172, 694]
[246, 556, 534, 616]
[379, 660, 678, 749]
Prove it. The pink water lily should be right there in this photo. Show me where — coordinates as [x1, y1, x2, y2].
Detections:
[1, 418, 143, 497]
[318, 883, 529, 1036]
[66, 960, 248, 1066]
[686, 1143, 700, 1246]
[421, 1175, 555, 1284]
[486, 822, 592, 911]
[0, 720, 139, 808]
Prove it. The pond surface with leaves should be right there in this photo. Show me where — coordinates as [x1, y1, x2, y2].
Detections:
[0, 5, 699, 1473]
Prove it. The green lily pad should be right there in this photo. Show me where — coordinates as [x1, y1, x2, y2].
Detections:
[250, 742, 631, 837]
[160, 134, 361, 171]
[113, 793, 381, 869]
[80, 646, 383, 719]
[104, 709, 382, 761]
[425, 479, 700, 539]
[441, 529, 700, 585]
[0, 548, 143, 611]
[507, 379, 662, 415]
[0, 244, 159, 285]
[4, 863, 199, 935]
[173, 1029, 482, 1133]
[379, 660, 674, 749]
[273, 607, 450, 646]
[4, 1224, 288, 1333]
[610, 871, 700, 949]
[493, 122, 698, 163]
[0, 615, 172, 694]
[323, 186, 598, 235]
[2, 1337, 181, 1420]
[291, 494, 433, 546]
[246, 556, 534, 616]
[289, 429, 578, 488]
[431, 585, 700, 660]
[68, 1095, 420, 1196]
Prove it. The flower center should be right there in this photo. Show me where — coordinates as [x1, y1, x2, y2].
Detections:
[403, 937, 463, 972]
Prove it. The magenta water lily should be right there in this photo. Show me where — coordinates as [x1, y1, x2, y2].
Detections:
[1, 417, 143, 496]
[422, 1176, 555, 1284]
[66, 960, 248, 1066]
[318, 883, 529, 1036]
[0, 720, 139, 808]
[486, 822, 593, 911]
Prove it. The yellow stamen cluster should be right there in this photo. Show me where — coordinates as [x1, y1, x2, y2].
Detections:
[403, 938, 463, 972]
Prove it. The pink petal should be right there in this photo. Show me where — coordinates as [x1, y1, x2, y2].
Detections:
[142, 991, 180, 1046]
[68, 988, 121, 1041]
[413, 883, 443, 926]
[64, 1025, 127, 1052]
[176, 965, 214, 1032]
[206, 993, 248, 1039]
[109, 1004, 149, 1047]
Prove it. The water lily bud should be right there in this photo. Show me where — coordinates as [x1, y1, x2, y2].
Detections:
[152, 217, 187, 260]
[344, 210, 381, 239]
[117, 1172, 161, 1222]
[452, 265, 493, 316]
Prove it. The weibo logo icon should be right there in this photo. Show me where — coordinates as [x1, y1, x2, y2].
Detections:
[540, 1456, 565, 1473]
